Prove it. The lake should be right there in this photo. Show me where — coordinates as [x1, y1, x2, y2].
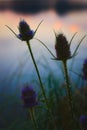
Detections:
[0, 9, 87, 93]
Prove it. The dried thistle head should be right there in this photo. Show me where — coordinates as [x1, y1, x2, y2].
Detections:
[21, 85, 38, 108]
[6, 19, 43, 42]
[80, 115, 87, 130]
[55, 33, 71, 61]
[18, 20, 34, 41]
[82, 58, 87, 80]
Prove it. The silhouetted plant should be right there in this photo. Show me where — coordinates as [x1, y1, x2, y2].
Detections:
[82, 58, 87, 80]
[5, 20, 87, 130]
[21, 85, 39, 130]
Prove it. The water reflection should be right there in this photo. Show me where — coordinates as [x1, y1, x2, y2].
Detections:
[0, 0, 87, 16]
[0, 10, 87, 92]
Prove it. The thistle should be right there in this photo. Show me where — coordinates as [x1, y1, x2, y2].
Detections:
[82, 58, 87, 80]
[6, 19, 43, 42]
[55, 33, 71, 61]
[6, 20, 51, 114]
[21, 85, 39, 130]
[18, 20, 34, 41]
[54, 32, 86, 129]
[80, 115, 87, 130]
[54, 32, 74, 129]
[21, 85, 38, 108]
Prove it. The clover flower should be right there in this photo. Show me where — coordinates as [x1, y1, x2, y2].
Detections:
[21, 85, 38, 108]
[80, 115, 87, 130]
[55, 33, 71, 61]
[18, 20, 34, 41]
[82, 58, 87, 80]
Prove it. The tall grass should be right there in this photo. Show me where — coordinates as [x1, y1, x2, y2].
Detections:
[1, 21, 87, 130]
[0, 55, 87, 130]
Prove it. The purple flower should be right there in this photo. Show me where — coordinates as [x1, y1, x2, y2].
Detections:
[21, 85, 38, 108]
[80, 115, 87, 130]
[55, 33, 71, 61]
[18, 20, 34, 41]
[82, 58, 87, 80]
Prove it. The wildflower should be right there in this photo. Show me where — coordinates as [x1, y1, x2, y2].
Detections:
[55, 33, 71, 61]
[80, 115, 87, 130]
[6, 19, 43, 42]
[82, 58, 87, 80]
[18, 20, 34, 41]
[21, 85, 38, 108]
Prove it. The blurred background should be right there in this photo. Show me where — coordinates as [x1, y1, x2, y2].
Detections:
[0, 0, 87, 81]
[0, 0, 87, 14]
[0, 0, 87, 129]
[0, 0, 87, 95]
[0, 0, 87, 15]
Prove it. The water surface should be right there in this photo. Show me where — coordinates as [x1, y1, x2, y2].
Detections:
[0, 9, 87, 92]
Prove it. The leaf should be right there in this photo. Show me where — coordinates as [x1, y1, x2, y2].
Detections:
[72, 35, 87, 57]
[34, 20, 43, 36]
[5, 25, 17, 37]
[34, 38, 56, 58]
[69, 32, 78, 47]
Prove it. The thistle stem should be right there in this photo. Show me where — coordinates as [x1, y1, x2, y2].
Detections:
[29, 108, 38, 130]
[26, 41, 58, 130]
[26, 41, 49, 110]
[62, 60, 74, 129]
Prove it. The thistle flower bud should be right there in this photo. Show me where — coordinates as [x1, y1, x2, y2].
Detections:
[18, 20, 34, 41]
[55, 33, 71, 61]
[21, 85, 38, 108]
[80, 115, 87, 130]
[82, 58, 87, 80]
